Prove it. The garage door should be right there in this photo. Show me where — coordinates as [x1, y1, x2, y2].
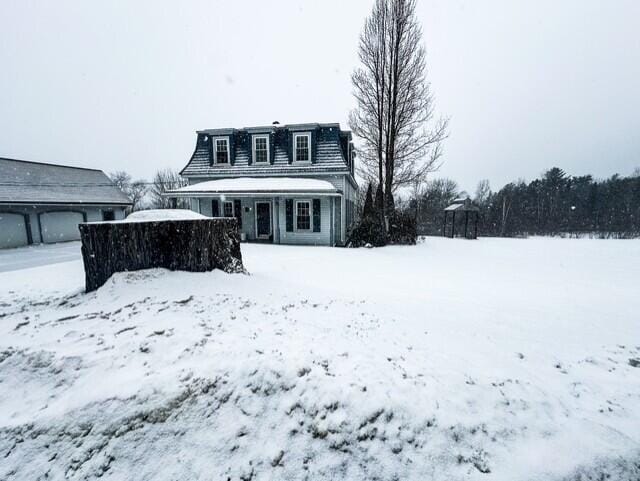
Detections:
[0, 213, 29, 249]
[40, 211, 84, 244]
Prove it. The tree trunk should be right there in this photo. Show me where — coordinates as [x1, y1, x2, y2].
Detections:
[79, 218, 245, 292]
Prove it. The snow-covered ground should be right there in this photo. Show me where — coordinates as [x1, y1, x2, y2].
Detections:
[1, 237, 639, 480]
[0, 241, 80, 273]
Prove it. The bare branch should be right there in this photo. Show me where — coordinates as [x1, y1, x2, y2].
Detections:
[349, 0, 448, 211]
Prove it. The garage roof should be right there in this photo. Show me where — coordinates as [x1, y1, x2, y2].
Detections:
[0, 157, 132, 205]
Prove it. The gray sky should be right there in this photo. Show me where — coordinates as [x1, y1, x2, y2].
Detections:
[1, 0, 639, 193]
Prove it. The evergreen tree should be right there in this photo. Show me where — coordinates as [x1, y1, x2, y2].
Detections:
[348, 182, 389, 247]
[374, 183, 385, 218]
[414, 169, 640, 238]
[362, 183, 374, 218]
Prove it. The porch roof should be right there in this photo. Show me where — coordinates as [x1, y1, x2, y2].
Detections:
[166, 177, 341, 197]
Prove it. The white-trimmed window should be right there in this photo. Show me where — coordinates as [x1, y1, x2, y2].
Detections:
[252, 135, 269, 163]
[294, 133, 311, 162]
[214, 137, 229, 164]
[295, 200, 311, 231]
[222, 200, 234, 217]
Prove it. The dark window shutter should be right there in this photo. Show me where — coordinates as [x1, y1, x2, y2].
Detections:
[269, 132, 275, 165]
[246, 133, 252, 166]
[234, 199, 242, 227]
[211, 199, 219, 217]
[286, 199, 294, 232]
[287, 131, 293, 164]
[310, 129, 317, 164]
[313, 199, 321, 232]
[229, 134, 236, 165]
[207, 136, 214, 166]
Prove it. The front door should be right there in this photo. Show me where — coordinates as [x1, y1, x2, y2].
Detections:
[255, 202, 271, 240]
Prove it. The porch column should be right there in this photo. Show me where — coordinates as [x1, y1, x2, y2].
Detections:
[340, 195, 346, 245]
[274, 197, 280, 243]
[451, 211, 456, 238]
[464, 211, 469, 238]
[474, 212, 479, 239]
[442, 211, 447, 237]
[329, 197, 336, 246]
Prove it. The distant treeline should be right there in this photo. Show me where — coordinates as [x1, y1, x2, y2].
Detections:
[410, 167, 640, 238]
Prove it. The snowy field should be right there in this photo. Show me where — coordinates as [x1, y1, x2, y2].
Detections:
[1, 237, 639, 480]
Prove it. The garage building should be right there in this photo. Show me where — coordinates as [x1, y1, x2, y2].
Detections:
[0, 157, 132, 249]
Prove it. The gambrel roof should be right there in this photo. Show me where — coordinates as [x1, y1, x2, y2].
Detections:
[0, 157, 132, 205]
[180, 123, 357, 188]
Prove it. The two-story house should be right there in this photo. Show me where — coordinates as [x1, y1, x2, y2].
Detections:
[168, 122, 357, 246]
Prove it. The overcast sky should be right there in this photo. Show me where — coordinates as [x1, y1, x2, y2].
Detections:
[1, 0, 639, 193]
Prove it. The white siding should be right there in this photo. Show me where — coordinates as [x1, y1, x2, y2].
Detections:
[278, 197, 331, 246]
[343, 179, 357, 238]
[181, 173, 355, 247]
[190, 198, 200, 214]
[316, 174, 343, 191]
[185, 194, 334, 246]
[85, 208, 102, 222]
[237, 197, 275, 241]
[198, 198, 213, 217]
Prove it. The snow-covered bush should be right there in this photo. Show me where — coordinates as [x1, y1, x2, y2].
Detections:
[387, 211, 417, 245]
[348, 214, 387, 247]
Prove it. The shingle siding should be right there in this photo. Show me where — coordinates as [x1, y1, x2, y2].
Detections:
[182, 124, 356, 185]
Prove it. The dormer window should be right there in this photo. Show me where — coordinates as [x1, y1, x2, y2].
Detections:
[214, 137, 229, 164]
[294, 133, 311, 162]
[252, 135, 269, 163]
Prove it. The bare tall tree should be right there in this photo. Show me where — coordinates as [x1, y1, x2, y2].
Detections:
[350, 0, 448, 215]
[474, 179, 492, 208]
[128, 180, 148, 211]
[109, 170, 148, 211]
[109, 170, 132, 192]
[149, 169, 188, 209]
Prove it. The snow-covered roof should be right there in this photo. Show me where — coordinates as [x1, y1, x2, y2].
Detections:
[167, 177, 341, 197]
[444, 200, 479, 212]
[197, 122, 341, 135]
[444, 203, 464, 211]
[118, 209, 208, 223]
